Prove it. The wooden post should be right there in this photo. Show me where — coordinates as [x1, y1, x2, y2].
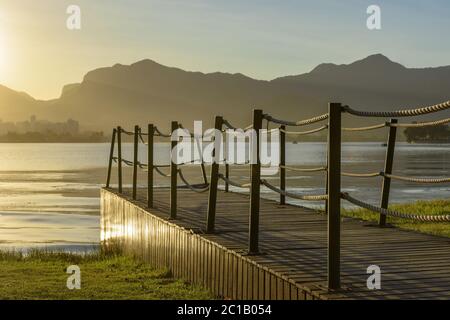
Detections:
[249, 109, 263, 254]
[170, 121, 178, 219]
[106, 128, 116, 188]
[148, 124, 154, 208]
[279, 125, 286, 205]
[225, 164, 230, 192]
[117, 126, 123, 194]
[206, 116, 223, 233]
[379, 119, 398, 226]
[132, 125, 139, 200]
[327, 103, 342, 290]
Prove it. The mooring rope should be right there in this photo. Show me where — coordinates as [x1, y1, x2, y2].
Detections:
[260, 180, 328, 201]
[263, 113, 329, 127]
[341, 193, 450, 222]
[343, 100, 450, 118]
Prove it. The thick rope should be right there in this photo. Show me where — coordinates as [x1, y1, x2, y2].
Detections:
[382, 172, 450, 184]
[112, 157, 133, 166]
[218, 174, 251, 188]
[341, 193, 450, 222]
[343, 100, 450, 118]
[342, 123, 387, 132]
[154, 127, 171, 138]
[178, 169, 210, 193]
[280, 165, 327, 173]
[223, 119, 237, 130]
[280, 125, 328, 135]
[342, 171, 381, 178]
[138, 131, 148, 145]
[263, 113, 329, 127]
[154, 166, 171, 178]
[261, 179, 328, 201]
[120, 129, 134, 135]
[390, 118, 450, 128]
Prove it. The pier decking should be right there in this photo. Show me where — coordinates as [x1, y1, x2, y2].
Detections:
[101, 187, 450, 300]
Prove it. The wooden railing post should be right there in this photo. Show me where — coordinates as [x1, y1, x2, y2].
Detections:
[132, 125, 139, 200]
[148, 124, 154, 208]
[327, 103, 342, 290]
[249, 109, 263, 254]
[106, 128, 116, 188]
[206, 116, 223, 233]
[279, 125, 286, 205]
[225, 164, 230, 192]
[379, 118, 398, 226]
[117, 126, 123, 194]
[170, 121, 178, 219]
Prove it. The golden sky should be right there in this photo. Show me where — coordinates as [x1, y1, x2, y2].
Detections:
[1, 0, 449, 100]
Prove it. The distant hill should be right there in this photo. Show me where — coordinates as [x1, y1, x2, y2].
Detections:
[1, 54, 449, 132]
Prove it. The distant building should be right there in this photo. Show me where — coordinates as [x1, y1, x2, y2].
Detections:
[0, 116, 80, 135]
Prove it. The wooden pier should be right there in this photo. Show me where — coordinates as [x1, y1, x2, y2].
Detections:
[101, 187, 450, 300]
[102, 100, 450, 299]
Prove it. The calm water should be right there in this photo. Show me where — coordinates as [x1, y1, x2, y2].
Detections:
[0, 142, 448, 250]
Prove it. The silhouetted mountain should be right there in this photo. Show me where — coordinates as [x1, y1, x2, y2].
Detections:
[1, 54, 449, 132]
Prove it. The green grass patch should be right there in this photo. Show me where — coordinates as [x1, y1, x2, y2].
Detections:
[342, 199, 450, 238]
[0, 247, 213, 300]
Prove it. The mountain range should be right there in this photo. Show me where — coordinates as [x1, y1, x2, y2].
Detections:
[1, 54, 450, 132]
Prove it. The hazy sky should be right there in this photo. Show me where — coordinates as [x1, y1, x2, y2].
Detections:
[1, 0, 449, 99]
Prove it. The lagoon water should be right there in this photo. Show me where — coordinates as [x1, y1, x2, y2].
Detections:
[0, 142, 448, 250]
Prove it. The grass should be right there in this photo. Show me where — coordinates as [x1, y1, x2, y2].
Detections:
[342, 199, 450, 238]
[0, 246, 213, 300]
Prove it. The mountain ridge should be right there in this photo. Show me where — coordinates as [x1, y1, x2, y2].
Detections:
[1, 54, 449, 131]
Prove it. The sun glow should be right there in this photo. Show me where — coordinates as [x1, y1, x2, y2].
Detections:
[0, 31, 7, 77]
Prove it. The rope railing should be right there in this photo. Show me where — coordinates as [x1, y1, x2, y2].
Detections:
[341, 171, 381, 178]
[154, 166, 171, 178]
[154, 126, 171, 137]
[178, 169, 210, 193]
[390, 117, 450, 128]
[381, 172, 450, 184]
[263, 112, 329, 127]
[342, 123, 387, 132]
[120, 128, 135, 135]
[279, 165, 327, 173]
[218, 174, 251, 189]
[279, 125, 328, 135]
[106, 99, 449, 292]
[261, 179, 328, 201]
[341, 192, 450, 222]
[343, 100, 450, 118]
